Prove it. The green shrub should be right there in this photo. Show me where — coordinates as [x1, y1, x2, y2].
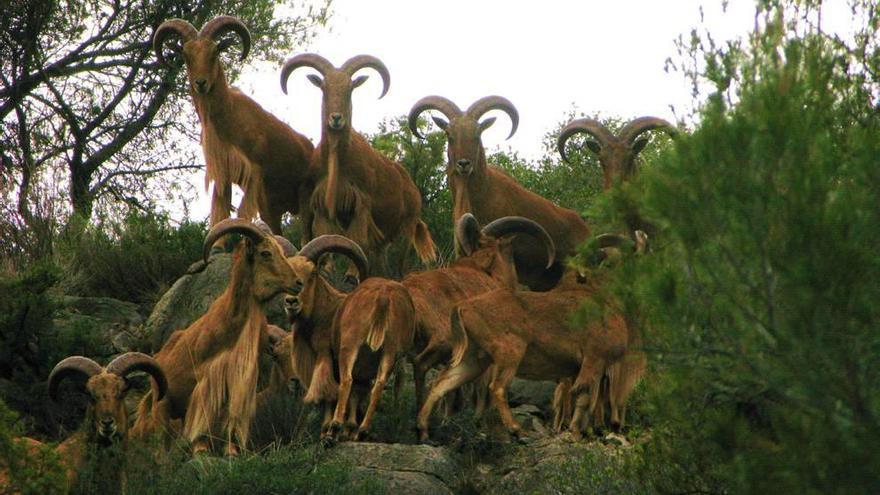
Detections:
[58, 211, 206, 310]
[590, 7, 880, 492]
[0, 399, 66, 495]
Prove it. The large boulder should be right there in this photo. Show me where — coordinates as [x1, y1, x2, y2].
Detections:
[52, 295, 144, 358]
[323, 442, 461, 494]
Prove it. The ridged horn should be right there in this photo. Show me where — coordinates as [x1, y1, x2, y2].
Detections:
[106, 352, 168, 401]
[274, 235, 298, 257]
[407, 95, 463, 138]
[619, 116, 676, 146]
[481, 216, 556, 269]
[48, 356, 103, 401]
[153, 19, 198, 67]
[557, 118, 615, 163]
[299, 235, 369, 279]
[198, 15, 251, 61]
[280, 53, 335, 94]
[341, 54, 391, 98]
[595, 233, 632, 249]
[203, 218, 267, 262]
[455, 213, 481, 256]
[465, 96, 519, 139]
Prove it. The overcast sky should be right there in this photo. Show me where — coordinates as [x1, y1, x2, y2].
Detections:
[183, 1, 853, 220]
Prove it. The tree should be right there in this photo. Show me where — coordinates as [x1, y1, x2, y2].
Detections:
[588, 2, 880, 492]
[0, 0, 331, 261]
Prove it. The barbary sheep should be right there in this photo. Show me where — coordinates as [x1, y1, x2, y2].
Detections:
[46, 352, 168, 491]
[130, 219, 299, 456]
[281, 54, 436, 275]
[153, 16, 314, 249]
[409, 95, 587, 290]
[417, 268, 644, 442]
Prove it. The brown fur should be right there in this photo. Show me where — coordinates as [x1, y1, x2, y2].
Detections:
[417, 271, 643, 441]
[131, 235, 298, 455]
[287, 56, 436, 271]
[328, 278, 416, 440]
[175, 31, 313, 233]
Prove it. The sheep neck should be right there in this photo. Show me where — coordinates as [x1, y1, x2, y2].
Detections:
[192, 74, 237, 144]
[319, 129, 351, 220]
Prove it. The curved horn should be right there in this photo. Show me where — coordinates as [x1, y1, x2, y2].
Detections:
[481, 216, 556, 269]
[595, 233, 631, 249]
[619, 116, 677, 145]
[407, 95, 463, 138]
[280, 53, 335, 94]
[106, 352, 168, 401]
[341, 54, 391, 98]
[299, 235, 369, 279]
[465, 96, 519, 139]
[48, 356, 103, 401]
[203, 218, 267, 262]
[455, 213, 481, 256]
[274, 235, 298, 257]
[153, 19, 198, 67]
[198, 15, 251, 61]
[557, 118, 615, 163]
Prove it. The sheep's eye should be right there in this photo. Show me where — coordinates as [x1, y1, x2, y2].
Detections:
[260, 250, 272, 259]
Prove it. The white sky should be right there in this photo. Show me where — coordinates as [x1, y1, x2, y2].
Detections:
[182, 0, 854, 221]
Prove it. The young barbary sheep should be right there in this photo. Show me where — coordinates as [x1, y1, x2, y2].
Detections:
[409, 96, 588, 291]
[281, 54, 436, 275]
[153, 16, 314, 249]
[417, 268, 644, 442]
[130, 219, 300, 456]
[46, 353, 168, 491]
[401, 213, 555, 411]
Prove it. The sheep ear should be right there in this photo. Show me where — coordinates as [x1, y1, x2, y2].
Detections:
[306, 74, 323, 88]
[632, 137, 649, 155]
[479, 117, 496, 132]
[586, 140, 602, 154]
[431, 116, 449, 131]
[352, 75, 369, 88]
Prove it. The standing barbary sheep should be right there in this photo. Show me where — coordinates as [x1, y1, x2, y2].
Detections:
[281, 234, 371, 437]
[130, 219, 299, 456]
[409, 96, 588, 290]
[281, 54, 436, 275]
[401, 213, 555, 410]
[46, 353, 168, 491]
[417, 268, 644, 442]
[153, 17, 314, 248]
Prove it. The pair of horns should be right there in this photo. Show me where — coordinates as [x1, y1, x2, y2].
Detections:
[557, 116, 676, 163]
[407, 95, 519, 140]
[203, 218, 297, 262]
[48, 353, 168, 401]
[153, 16, 251, 67]
[298, 234, 369, 279]
[456, 213, 556, 269]
[280, 53, 391, 98]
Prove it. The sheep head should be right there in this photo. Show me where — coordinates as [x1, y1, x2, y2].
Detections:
[557, 117, 676, 188]
[153, 16, 251, 95]
[455, 213, 555, 289]
[203, 218, 300, 302]
[409, 96, 518, 220]
[48, 353, 167, 445]
[282, 234, 369, 321]
[281, 54, 390, 135]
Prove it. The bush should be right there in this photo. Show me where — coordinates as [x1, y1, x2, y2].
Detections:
[58, 211, 206, 310]
[0, 399, 66, 495]
[591, 7, 880, 492]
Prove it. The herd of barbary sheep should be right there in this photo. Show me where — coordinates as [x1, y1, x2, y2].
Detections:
[19, 15, 680, 489]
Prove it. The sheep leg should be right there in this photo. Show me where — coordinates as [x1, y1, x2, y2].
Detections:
[569, 392, 592, 441]
[413, 347, 442, 411]
[209, 180, 233, 254]
[488, 364, 521, 437]
[343, 389, 361, 440]
[320, 401, 334, 439]
[357, 352, 396, 439]
[416, 350, 485, 442]
[330, 351, 357, 439]
[569, 358, 605, 439]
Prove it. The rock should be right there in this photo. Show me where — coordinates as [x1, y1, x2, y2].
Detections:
[507, 379, 556, 409]
[323, 442, 460, 494]
[52, 295, 144, 358]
